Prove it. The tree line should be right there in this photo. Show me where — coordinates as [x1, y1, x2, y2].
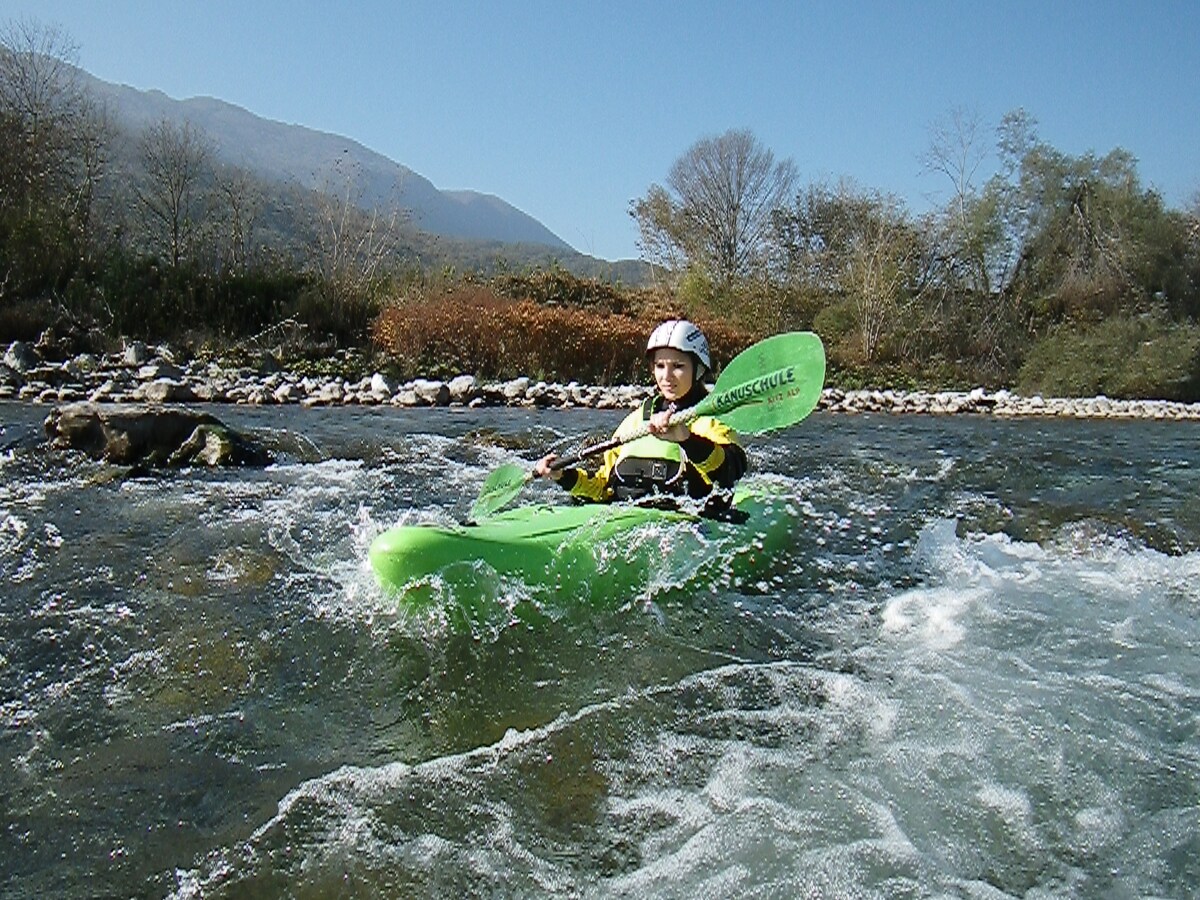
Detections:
[631, 120, 1200, 398]
[3, 19, 1200, 399]
[0, 19, 425, 353]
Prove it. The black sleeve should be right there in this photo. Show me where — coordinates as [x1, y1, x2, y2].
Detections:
[681, 434, 748, 488]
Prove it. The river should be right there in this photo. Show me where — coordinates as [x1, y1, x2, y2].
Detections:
[1, 401, 1198, 898]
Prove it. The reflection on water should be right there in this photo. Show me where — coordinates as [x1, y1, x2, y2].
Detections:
[1, 402, 1198, 897]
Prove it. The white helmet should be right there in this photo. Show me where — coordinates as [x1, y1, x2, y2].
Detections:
[646, 319, 711, 374]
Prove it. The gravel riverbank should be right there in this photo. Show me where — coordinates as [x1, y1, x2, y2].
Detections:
[4, 339, 1200, 421]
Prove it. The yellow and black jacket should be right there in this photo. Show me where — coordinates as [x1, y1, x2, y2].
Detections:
[556, 387, 747, 504]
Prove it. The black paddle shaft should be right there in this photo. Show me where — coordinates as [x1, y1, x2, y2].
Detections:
[546, 403, 694, 472]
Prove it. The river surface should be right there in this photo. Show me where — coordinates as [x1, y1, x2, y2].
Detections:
[1, 401, 1198, 898]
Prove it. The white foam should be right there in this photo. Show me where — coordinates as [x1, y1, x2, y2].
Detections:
[881, 584, 981, 649]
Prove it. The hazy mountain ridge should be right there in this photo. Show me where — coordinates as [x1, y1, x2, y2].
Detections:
[81, 72, 574, 251]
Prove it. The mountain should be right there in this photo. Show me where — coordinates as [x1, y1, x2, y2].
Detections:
[81, 72, 575, 252]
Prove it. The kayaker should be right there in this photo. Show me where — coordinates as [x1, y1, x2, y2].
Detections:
[533, 319, 748, 513]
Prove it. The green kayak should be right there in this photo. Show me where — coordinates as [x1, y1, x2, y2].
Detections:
[369, 479, 797, 625]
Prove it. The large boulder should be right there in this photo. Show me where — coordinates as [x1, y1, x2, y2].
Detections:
[167, 422, 269, 466]
[44, 402, 271, 467]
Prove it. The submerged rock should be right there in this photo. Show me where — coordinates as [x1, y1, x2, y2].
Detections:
[43, 402, 271, 467]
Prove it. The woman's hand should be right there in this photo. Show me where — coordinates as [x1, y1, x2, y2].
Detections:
[648, 407, 690, 443]
[533, 453, 562, 480]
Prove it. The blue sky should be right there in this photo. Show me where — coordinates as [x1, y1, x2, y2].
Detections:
[4, 0, 1198, 261]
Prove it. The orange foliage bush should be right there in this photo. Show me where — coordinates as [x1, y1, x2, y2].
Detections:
[372, 282, 756, 384]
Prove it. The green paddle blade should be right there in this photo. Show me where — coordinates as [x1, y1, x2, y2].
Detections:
[471, 462, 529, 520]
[702, 331, 825, 434]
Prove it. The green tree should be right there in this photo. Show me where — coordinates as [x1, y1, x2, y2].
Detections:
[986, 114, 1195, 327]
[916, 108, 1200, 378]
[772, 182, 928, 362]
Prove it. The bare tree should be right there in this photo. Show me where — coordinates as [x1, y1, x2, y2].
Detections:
[849, 198, 926, 361]
[630, 129, 796, 289]
[212, 164, 263, 273]
[0, 18, 111, 302]
[0, 19, 109, 218]
[308, 154, 404, 300]
[134, 118, 211, 267]
[0, 20, 80, 207]
[922, 106, 994, 295]
[923, 108, 987, 228]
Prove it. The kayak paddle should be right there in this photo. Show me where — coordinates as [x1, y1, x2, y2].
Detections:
[471, 330, 825, 519]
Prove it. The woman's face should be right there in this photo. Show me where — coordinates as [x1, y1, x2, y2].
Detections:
[651, 348, 694, 402]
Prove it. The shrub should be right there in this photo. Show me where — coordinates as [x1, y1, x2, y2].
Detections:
[491, 267, 634, 315]
[812, 297, 861, 367]
[1017, 315, 1200, 400]
[0, 297, 62, 342]
[371, 283, 755, 384]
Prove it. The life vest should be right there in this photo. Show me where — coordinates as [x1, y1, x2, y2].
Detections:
[558, 391, 744, 510]
[609, 398, 690, 501]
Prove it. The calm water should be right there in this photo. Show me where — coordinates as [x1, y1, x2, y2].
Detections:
[1, 401, 1198, 898]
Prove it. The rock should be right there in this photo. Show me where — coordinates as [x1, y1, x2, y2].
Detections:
[369, 372, 393, 395]
[131, 378, 197, 403]
[448, 374, 477, 403]
[320, 382, 345, 403]
[136, 361, 185, 381]
[412, 378, 450, 406]
[393, 388, 419, 407]
[168, 423, 272, 467]
[64, 353, 100, 377]
[190, 383, 221, 402]
[122, 341, 150, 366]
[528, 381, 567, 407]
[88, 380, 119, 402]
[43, 402, 270, 467]
[272, 382, 299, 403]
[0, 363, 22, 389]
[25, 364, 69, 387]
[501, 377, 530, 401]
[4, 341, 40, 372]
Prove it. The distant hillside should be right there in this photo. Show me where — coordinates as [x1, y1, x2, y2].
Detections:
[82, 73, 575, 251]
